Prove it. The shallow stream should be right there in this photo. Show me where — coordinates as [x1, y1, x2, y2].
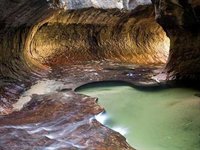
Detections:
[77, 82, 200, 150]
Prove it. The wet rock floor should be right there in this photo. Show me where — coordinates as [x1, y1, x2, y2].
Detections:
[0, 61, 164, 149]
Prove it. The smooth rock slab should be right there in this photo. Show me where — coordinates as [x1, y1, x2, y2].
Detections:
[0, 91, 134, 150]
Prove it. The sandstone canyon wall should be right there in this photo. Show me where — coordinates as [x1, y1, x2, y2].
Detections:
[0, 0, 171, 111]
[0, 0, 199, 112]
[152, 0, 200, 79]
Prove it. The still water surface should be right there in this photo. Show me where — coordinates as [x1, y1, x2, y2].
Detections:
[77, 82, 200, 150]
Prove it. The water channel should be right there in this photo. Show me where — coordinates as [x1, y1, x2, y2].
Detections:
[77, 82, 200, 150]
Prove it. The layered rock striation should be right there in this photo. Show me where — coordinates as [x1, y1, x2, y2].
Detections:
[153, 0, 200, 79]
[0, 0, 170, 112]
[0, 0, 200, 149]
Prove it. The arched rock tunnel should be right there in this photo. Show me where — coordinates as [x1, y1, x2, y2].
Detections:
[29, 7, 169, 66]
[0, 0, 171, 109]
[0, 0, 199, 149]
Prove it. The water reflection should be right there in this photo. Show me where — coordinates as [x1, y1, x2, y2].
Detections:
[77, 82, 200, 150]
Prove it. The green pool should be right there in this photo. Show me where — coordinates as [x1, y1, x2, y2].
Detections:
[77, 82, 200, 150]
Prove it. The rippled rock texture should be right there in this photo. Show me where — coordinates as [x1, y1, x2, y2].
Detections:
[0, 0, 169, 112]
[0, 0, 169, 72]
[0, 0, 199, 149]
[153, 0, 200, 79]
[0, 91, 134, 150]
[31, 7, 169, 66]
[1, 58, 159, 149]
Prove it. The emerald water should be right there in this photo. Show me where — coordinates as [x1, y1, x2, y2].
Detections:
[77, 82, 200, 150]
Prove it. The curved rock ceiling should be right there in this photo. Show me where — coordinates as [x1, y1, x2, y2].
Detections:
[0, 1, 170, 92]
[0, 0, 199, 113]
[29, 8, 169, 66]
[0, 0, 169, 75]
[0, 0, 199, 149]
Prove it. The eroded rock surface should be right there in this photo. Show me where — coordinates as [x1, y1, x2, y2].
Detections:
[0, 59, 161, 149]
[152, 0, 200, 79]
[0, 0, 169, 112]
[0, 91, 134, 150]
[0, 0, 200, 149]
[31, 7, 169, 66]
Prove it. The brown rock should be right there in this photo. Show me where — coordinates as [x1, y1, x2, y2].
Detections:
[0, 91, 134, 149]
